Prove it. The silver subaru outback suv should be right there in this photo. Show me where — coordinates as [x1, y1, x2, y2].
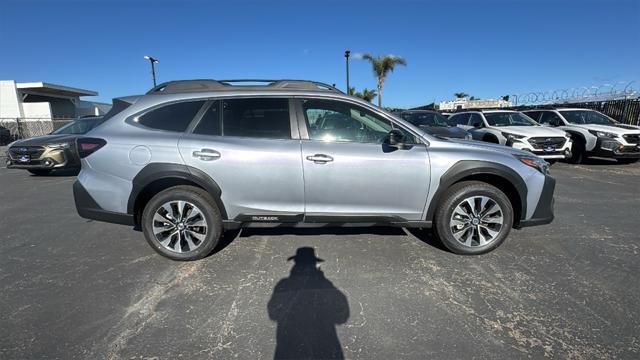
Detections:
[73, 79, 555, 260]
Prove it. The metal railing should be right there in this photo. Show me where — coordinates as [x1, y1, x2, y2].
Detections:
[0, 118, 74, 145]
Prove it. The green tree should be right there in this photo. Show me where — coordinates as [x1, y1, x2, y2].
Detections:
[354, 88, 377, 102]
[362, 54, 407, 107]
[454, 92, 468, 99]
[348, 86, 356, 95]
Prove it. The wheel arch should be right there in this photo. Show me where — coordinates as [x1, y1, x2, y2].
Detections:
[426, 161, 527, 227]
[127, 163, 228, 227]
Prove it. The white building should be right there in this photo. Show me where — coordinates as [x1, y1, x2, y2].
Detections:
[0, 80, 111, 139]
[0, 80, 110, 119]
[439, 97, 512, 111]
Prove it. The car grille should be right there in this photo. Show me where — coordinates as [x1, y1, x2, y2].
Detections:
[623, 134, 640, 144]
[528, 137, 566, 149]
[8, 146, 45, 159]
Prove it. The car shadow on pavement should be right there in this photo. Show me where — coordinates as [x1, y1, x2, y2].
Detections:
[28, 168, 80, 177]
[267, 247, 350, 360]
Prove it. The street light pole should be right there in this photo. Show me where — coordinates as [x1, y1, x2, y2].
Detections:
[344, 50, 350, 93]
[143, 55, 159, 87]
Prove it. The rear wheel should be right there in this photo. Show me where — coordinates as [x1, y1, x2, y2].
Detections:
[28, 169, 52, 176]
[617, 158, 639, 164]
[142, 185, 222, 261]
[434, 181, 513, 255]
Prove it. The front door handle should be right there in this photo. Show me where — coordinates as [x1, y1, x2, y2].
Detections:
[193, 149, 221, 161]
[306, 154, 334, 164]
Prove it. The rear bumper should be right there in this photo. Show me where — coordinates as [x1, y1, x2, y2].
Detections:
[73, 180, 134, 226]
[517, 175, 555, 228]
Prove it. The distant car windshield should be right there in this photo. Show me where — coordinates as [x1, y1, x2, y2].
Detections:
[401, 112, 449, 127]
[484, 112, 537, 127]
[559, 110, 615, 125]
[52, 117, 104, 135]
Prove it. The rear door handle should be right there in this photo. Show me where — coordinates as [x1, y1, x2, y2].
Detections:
[306, 154, 334, 163]
[193, 149, 221, 161]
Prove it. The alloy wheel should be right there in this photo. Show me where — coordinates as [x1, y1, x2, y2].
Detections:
[450, 195, 504, 247]
[152, 200, 208, 253]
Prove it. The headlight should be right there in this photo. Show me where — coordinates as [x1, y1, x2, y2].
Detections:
[588, 130, 617, 138]
[514, 154, 549, 174]
[7, 141, 16, 148]
[502, 132, 526, 141]
[48, 142, 71, 150]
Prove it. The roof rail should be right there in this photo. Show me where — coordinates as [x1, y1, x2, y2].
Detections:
[146, 79, 343, 95]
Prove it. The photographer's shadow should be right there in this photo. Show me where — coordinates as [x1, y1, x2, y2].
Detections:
[267, 247, 349, 360]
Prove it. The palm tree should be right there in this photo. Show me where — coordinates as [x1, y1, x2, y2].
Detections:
[348, 86, 356, 95]
[362, 54, 406, 107]
[354, 88, 377, 102]
[454, 92, 468, 99]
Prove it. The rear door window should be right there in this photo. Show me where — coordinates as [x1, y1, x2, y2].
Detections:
[222, 98, 291, 139]
[193, 101, 222, 136]
[137, 101, 205, 132]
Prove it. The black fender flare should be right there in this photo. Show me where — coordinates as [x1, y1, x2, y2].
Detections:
[127, 163, 228, 219]
[425, 160, 528, 223]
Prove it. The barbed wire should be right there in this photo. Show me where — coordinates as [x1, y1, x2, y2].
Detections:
[509, 80, 638, 106]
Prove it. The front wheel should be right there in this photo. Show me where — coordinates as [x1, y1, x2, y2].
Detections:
[142, 185, 222, 261]
[434, 181, 514, 255]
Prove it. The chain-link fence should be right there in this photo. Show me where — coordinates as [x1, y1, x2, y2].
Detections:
[0, 118, 74, 145]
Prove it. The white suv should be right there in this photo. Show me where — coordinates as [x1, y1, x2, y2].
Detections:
[448, 110, 572, 160]
[523, 108, 640, 164]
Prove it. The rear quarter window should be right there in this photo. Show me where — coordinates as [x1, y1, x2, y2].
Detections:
[137, 100, 205, 132]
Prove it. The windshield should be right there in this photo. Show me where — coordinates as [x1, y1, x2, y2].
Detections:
[559, 110, 615, 125]
[484, 112, 537, 127]
[52, 118, 104, 135]
[401, 112, 449, 127]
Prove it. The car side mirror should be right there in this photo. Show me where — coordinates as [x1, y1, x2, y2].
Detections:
[386, 129, 406, 148]
[473, 122, 482, 128]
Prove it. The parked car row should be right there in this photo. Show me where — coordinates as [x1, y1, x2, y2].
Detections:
[441, 108, 639, 164]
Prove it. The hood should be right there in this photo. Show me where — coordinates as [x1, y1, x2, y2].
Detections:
[9, 134, 79, 147]
[498, 125, 567, 137]
[419, 125, 469, 139]
[446, 138, 532, 157]
[572, 123, 640, 135]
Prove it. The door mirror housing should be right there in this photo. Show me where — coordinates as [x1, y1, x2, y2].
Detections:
[386, 129, 406, 148]
[472, 122, 482, 128]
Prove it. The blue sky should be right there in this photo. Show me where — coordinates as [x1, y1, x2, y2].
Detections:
[1, 0, 638, 108]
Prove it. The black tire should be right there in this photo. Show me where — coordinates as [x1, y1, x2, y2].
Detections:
[434, 181, 514, 255]
[142, 185, 222, 261]
[28, 169, 52, 176]
[617, 158, 639, 164]
[568, 140, 585, 164]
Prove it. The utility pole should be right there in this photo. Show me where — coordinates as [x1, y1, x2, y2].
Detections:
[344, 50, 351, 93]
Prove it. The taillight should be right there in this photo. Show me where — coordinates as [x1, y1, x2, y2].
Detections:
[77, 137, 107, 158]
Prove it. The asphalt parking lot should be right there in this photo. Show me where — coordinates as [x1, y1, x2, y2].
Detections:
[1, 159, 639, 359]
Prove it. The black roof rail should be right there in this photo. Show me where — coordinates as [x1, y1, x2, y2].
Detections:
[146, 79, 343, 95]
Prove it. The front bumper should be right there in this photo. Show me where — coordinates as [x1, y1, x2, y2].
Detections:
[517, 175, 555, 228]
[6, 146, 79, 170]
[593, 139, 640, 159]
[73, 181, 134, 226]
[509, 139, 572, 160]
